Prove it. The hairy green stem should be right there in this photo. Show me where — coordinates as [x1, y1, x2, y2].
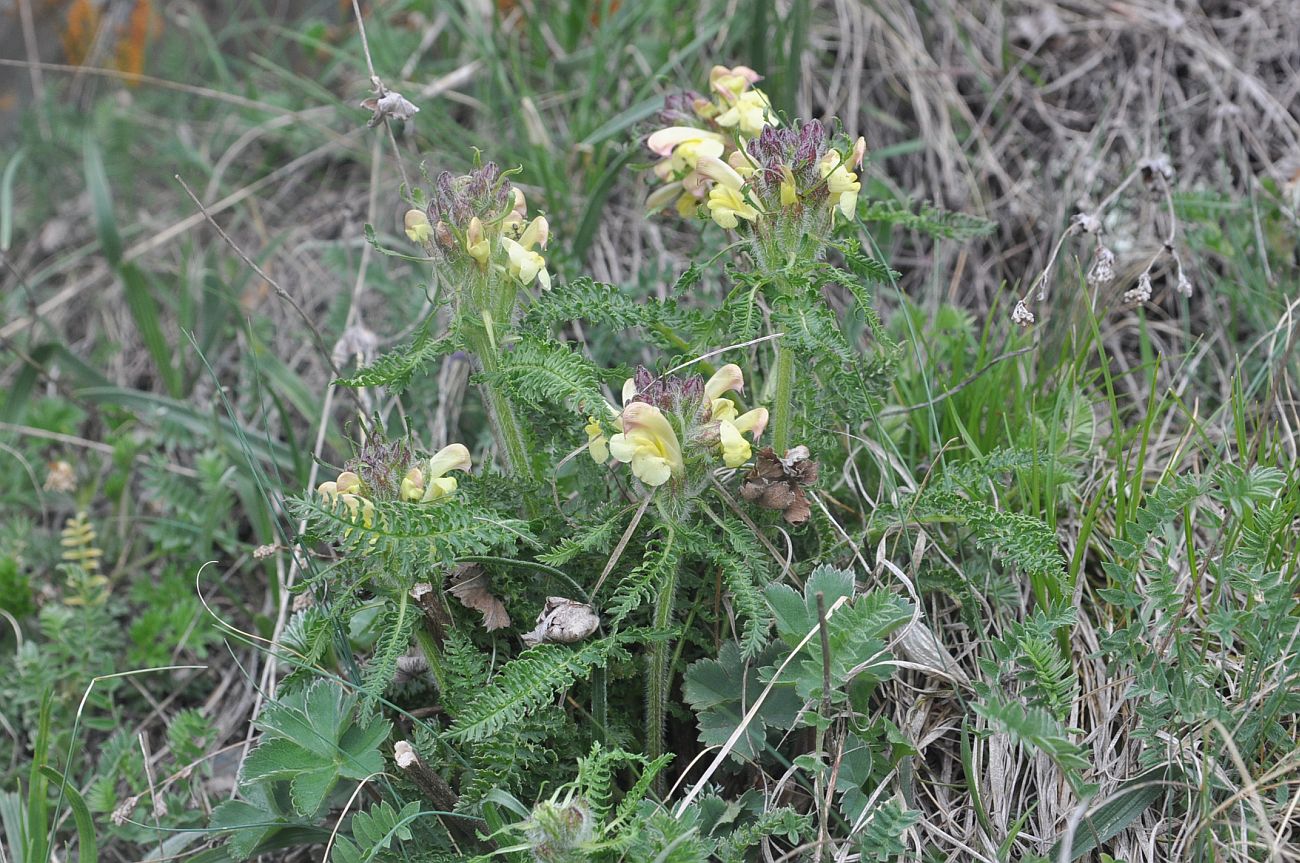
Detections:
[462, 319, 536, 483]
[646, 525, 678, 786]
[771, 340, 796, 454]
[414, 627, 448, 695]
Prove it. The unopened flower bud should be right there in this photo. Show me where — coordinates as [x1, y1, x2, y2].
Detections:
[466, 217, 489, 265]
[849, 135, 867, 169]
[434, 220, 454, 249]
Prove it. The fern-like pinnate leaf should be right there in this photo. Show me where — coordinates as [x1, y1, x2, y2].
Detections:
[297, 496, 532, 576]
[606, 525, 680, 626]
[857, 799, 920, 862]
[858, 198, 995, 240]
[334, 319, 451, 390]
[973, 697, 1094, 795]
[489, 335, 607, 415]
[446, 633, 633, 742]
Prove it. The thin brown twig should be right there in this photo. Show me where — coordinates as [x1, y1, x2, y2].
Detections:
[173, 174, 353, 397]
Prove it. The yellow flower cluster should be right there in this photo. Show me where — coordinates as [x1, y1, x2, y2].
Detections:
[404, 188, 551, 291]
[317, 444, 473, 530]
[585, 364, 768, 488]
[646, 65, 867, 233]
[644, 65, 777, 219]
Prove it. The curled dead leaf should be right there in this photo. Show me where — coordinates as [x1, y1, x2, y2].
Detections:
[521, 597, 600, 647]
[447, 564, 510, 632]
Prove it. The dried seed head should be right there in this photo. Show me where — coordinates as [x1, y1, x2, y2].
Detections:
[360, 90, 419, 127]
[1176, 268, 1193, 297]
[740, 446, 819, 525]
[1087, 245, 1116, 287]
[1140, 155, 1175, 189]
[331, 324, 379, 369]
[1124, 271, 1153, 304]
[253, 543, 278, 560]
[1011, 300, 1035, 327]
[44, 460, 76, 493]
[111, 796, 139, 827]
[1071, 213, 1102, 234]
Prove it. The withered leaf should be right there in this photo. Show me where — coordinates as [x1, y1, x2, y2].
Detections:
[521, 597, 600, 647]
[740, 446, 819, 525]
[447, 564, 510, 631]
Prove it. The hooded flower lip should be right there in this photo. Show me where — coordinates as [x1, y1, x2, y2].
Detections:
[820, 148, 862, 220]
[504, 215, 551, 290]
[317, 471, 376, 528]
[709, 64, 762, 98]
[608, 402, 684, 487]
[400, 444, 472, 502]
[648, 126, 725, 157]
[717, 407, 769, 468]
[705, 364, 744, 400]
[705, 363, 745, 421]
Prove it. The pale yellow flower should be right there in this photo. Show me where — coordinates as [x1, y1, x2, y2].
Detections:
[608, 402, 683, 487]
[504, 216, 551, 289]
[820, 151, 861, 220]
[584, 386, 631, 464]
[317, 471, 376, 528]
[647, 126, 726, 159]
[585, 417, 610, 463]
[401, 444, 472, 502]
[404, 209, 433, 245]
[708, 65, 761, 100]
[716, 89, 775, 137]
[707, 185, 759, 229]
[697, 156, 758, 227]
[646, 181, 684, 215]
[467, 217, 490, 265]
[705, 364, 744, 419]
[717, 407, 769, 468]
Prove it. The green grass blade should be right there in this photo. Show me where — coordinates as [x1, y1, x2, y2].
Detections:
[1, 147, 25, 252]
[120, 264, 183, 397]
[37, 768, 96, 863]
[1049, 768, 1177, 860]
[82, 137, 122, 267]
